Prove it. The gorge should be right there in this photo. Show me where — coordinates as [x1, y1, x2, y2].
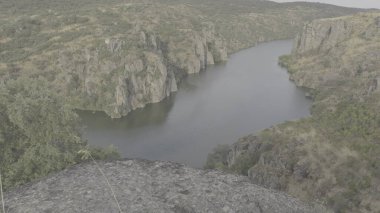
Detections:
[1, 0, 378, 212]
[80, 40, 312, 168]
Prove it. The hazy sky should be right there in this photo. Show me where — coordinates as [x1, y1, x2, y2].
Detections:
[272, 0, 380, 9]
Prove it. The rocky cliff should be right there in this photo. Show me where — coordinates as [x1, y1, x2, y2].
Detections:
[288, 13, 380, 90]
[293, 18, 354, 54]
[207, 13, 380, 213]
[3, 159, 330, 213]
[51, 24, 227, 118]
[0, 0, 364, 117]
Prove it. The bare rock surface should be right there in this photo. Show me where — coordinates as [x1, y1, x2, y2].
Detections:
[4, 159, 329, 213]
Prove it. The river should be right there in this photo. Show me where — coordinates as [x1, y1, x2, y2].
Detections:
[80, 40, 311, 168]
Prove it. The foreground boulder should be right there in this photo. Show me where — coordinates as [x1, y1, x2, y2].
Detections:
[4, 159, 328, 213]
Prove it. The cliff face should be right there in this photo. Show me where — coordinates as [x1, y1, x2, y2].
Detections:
[52, 24, 227, 118]
[4, 159, 329, 213]
[292, 18, 358, 54]
[207, 13, 380, 213]
[288, 13, 380, 90]
[0, 0, 363, 117]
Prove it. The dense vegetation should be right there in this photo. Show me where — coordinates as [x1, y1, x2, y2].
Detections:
[0, 77, 119, 190]
[207, 13, 380, 213]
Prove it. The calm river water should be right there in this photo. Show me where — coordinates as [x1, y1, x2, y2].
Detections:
[80, 40, 311, 168]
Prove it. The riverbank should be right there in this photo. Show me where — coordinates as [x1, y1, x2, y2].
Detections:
[206, 12, 380, 213]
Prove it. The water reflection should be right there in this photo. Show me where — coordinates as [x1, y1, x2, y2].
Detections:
[79, 95, 176, 130]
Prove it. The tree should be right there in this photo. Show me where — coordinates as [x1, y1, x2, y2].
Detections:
[0, 76, 85, 189]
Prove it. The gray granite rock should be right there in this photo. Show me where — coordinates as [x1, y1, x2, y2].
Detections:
[4, 159, 329, 213]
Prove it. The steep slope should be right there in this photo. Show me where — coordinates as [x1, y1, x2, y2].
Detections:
[0, 0, 364, 118]
[4, 159, 330, 213]
[207, 13, 380, 213]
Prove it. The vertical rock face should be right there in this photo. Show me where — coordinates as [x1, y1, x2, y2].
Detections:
[166, 24, 228, 76]
[111, 51, 177, 117]
[288, 12, 380, 90]
[293, 19, 353, 54]
[106, 27, 227, 117]
[203, 23, 228, 63]
[53, 25, 228, 118]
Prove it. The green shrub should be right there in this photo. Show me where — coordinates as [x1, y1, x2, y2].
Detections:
[0, 76, 120, 190]
[230, 153, 258, 175]
[205, 144, 230, 169]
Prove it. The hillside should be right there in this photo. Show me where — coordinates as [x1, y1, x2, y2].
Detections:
[207, 12, 380, 213]
[0, 0, 363, 118]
